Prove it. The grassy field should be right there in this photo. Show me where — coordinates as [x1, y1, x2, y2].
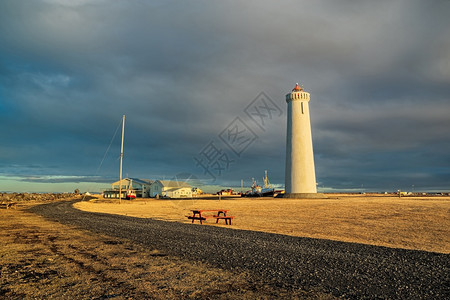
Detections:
[75, 194, 450, 254]
[0, 203, 331, 299]
[2, 195, 447, 298]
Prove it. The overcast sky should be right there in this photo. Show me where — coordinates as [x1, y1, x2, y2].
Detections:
[1, 0, 449, 193]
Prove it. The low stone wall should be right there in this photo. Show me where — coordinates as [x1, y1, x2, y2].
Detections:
[283, 193, 327, 199]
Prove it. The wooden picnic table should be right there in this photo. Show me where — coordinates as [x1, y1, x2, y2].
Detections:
[187, 209, 234, 225]
[0, 202, 17, 209]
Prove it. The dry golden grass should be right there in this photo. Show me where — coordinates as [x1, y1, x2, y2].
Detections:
[75, 195, 450, 254]
[0, 205, 332, 299]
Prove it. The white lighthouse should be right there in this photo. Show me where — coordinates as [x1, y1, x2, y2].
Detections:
[285, 83, 320, 198]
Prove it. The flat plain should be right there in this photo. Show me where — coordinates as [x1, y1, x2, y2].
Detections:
[2, 194, 449, 298]
[1, 201, 323, 299]
[75, 194, 450, 254]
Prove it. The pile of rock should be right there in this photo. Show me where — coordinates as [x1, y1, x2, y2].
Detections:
[0, 193, 79, 203]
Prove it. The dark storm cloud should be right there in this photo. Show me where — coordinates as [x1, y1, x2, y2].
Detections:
[1, 0, 449, 192]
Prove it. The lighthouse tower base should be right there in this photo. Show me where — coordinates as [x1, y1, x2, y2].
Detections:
[283, 193, 327, 199]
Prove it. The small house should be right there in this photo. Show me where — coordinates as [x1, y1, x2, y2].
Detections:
[150, 180, 192, 198]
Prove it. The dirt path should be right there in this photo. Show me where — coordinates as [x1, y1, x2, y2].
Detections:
[75, 196, 450, 253]
[30, 200, 450, 299]
[0, 204, 326, 299]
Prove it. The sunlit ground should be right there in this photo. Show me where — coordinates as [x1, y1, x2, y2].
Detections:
[75, 195, 450, 254]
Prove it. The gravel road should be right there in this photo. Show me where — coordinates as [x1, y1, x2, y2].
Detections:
[30, 201, 449, 299]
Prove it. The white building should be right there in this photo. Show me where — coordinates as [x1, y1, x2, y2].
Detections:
[150, 180, 192, 198]
[104, 178, 153, 198]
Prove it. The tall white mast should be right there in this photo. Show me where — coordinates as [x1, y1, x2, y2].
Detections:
[263, 170, 269, 188]
[119, 115, 125, 203]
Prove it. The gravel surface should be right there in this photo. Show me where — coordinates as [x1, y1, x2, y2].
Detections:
[30, 201, 449, 299]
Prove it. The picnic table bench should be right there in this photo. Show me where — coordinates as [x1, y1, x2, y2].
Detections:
[0, 202, 17, 209]
[187, 209, 234, 225]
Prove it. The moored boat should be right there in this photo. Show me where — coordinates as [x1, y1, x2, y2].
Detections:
[245, 171, 274, 197]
